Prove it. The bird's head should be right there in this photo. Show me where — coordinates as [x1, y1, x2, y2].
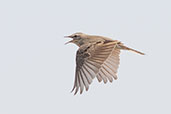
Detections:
[65, 32, 87, 46]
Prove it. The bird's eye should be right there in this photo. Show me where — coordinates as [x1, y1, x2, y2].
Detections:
[73, 35, 77, 38]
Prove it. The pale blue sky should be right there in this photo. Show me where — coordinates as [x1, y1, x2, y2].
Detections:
[0, 0, 171, 114]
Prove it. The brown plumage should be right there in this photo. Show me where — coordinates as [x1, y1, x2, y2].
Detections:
[65, 32, 144, 95]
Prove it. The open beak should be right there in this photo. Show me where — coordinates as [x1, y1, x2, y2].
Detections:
[65, 40, 74, 45]
[64, 35, 74, 45]
[64, 35, 72, 38]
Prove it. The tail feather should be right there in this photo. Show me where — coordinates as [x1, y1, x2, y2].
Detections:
[119, 45, 145, 55]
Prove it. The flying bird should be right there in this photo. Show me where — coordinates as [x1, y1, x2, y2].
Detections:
[65, 32, 144, 95]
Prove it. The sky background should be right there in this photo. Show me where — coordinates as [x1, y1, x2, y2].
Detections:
[0, 0, 171, 114]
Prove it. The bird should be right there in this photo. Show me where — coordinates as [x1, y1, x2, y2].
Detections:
[65, 32, 144, 95]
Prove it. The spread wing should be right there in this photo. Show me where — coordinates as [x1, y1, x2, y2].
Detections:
[71, 41, 120, 95]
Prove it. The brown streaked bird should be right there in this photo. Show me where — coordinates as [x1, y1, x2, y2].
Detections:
[65, 32, 144, 95]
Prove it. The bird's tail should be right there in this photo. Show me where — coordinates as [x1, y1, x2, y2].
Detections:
[118, 44, 145, 55]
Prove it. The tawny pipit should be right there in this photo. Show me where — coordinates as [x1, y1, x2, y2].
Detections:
[65, 32, 144, 95]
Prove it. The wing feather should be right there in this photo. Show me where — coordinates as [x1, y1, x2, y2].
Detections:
[80, 70, 89, 91]
[98, 71, 108, 83]
[101, 66, 113, 82]
[80, 68, 91, 85]
[78, 71, 84, 94]
[71, 41, 120, 94]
